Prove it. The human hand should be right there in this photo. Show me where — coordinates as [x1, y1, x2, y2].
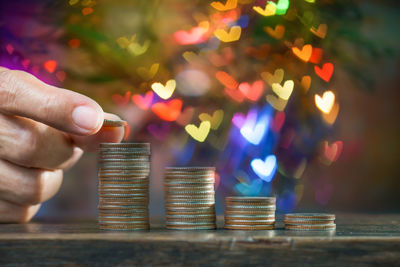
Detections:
[0, 66, 124, 223]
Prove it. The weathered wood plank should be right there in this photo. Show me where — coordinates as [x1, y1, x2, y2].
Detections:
[0, 214, 399, 266]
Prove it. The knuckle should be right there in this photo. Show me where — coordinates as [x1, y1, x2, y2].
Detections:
[16, 127, 40, 167]
[22, 170, 46, 205]
[0, 69, 19, 110]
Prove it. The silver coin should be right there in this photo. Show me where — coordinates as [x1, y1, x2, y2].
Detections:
[98, 205, 148, 209]
[226, 196, 276, 202]
[284, 213, 336, 220]
[224, 213, 276, 218]
[100, 188, 148, 192]
[226, 204, 276, 209]
[99, 215, 149, 219]
[165, 166, 215, 171]
[100, 142, 150, 148]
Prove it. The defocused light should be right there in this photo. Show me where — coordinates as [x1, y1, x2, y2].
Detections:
[127, 40, 150, 56]
[315, 90, 335, 114]
[253, 3, 276, 17]
[185, 121, 211, 142]
[261, 68, 284, 85]
[240, 113, 269, 145]
[216, 71, 238, 89]
[112, 91, 131, 107]
[300, 75, 311, 92]
[176, 107, 195, 126]
[235, 179, 263, 195]
[199, 110, 224, 130]
[264, 24, 285, 39]
[151, 79, 176, 100]
[225, 87, 245, 103]
[6, 44, 14, 54]
[82, 7, 93, 16]
[314, 62, 334, 82]
[271, 111, 285, 133]
[210, 0, 238, 11]
[56, 70, 66, 82]
[266, 95, 288, 111]
[43, 60, 57, 73]
[310, 23, 327, 39]
[272, 80, 294, 100]
[322, 103, 339, 125]
[174, 23, 209, 45]
[131, 91, 153, 110]
[251, 155, 277, 182]
[292, 44, 312, 62]
[151, 99, 182, 121]
[214, 26, 242, 42]
[68, 38, 81, 49]
[176, 69, 210, 96]
[293, 159, 307, 179]
[273, 0, 290, 15]
[238, 80, 264, 102]
[137, 63, 159, 80]
[323, 140, 343, 164]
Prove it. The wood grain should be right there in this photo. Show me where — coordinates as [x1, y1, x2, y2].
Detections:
[0, 214, 399, 266]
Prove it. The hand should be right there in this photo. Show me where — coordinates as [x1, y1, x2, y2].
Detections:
[0, 67, 124, 223]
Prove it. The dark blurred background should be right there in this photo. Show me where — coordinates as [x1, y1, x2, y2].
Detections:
[0, 0, 399, 220]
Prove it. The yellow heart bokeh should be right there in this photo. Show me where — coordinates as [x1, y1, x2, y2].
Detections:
[261, 68, 284, 86]
[127, 40, 150, 56]
[214, 26, 241, 42]
[210, 0, 238, 11]
[199, 110, 224, 130]
[185, 121, 211, 142]
[151, 79, 176, 100]
[266, 94, 288, 111]
[272, 80, 294, 100]
[137, 63, 159, 81]
[253, 3, 276, 16]
[116, 35, 136, 49]
[315, 90, 335, 114]
[182, 51, 201, 63]
[69, 0, 79, 5]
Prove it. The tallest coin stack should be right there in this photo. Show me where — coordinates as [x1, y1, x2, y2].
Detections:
[98, 143, 151, 230]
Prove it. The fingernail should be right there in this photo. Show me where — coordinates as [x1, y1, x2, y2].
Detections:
[72, 106, 101, 132]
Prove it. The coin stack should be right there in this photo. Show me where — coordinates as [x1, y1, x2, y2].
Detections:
[224, 197, 276, 230]
[164, 167, 216, 230]
[284, 213, 336, 231]
[98, 143, 151, 231]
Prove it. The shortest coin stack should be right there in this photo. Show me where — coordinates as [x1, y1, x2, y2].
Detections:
[284, 213, 336, 231]
[224, 197, 276, 230]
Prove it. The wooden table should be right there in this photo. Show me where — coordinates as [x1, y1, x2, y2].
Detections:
[1, 214, 399, 266]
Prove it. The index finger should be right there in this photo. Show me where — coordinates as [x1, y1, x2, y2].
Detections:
[0, 67, 104, 135]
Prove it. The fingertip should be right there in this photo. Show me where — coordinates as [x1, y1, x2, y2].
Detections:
[71, 103, 104, 135]
[71, 112, 125, 152]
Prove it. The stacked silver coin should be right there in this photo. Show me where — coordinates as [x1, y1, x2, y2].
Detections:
[98, 143, 151, 231]
[284, 213, 336, 231]
[224, 197, 276, 230]
[164, 167, 216, 230]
